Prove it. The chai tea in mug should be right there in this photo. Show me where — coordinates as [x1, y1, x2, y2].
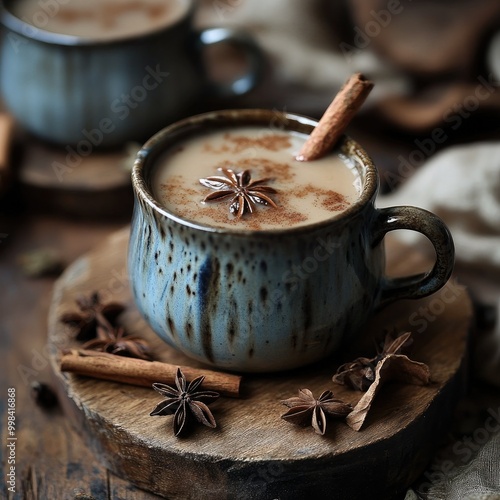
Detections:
[152, 126, 363, 231]
[129, 109, 453, 372]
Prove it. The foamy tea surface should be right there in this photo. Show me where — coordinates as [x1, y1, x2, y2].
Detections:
[11, 0, 188, 40]
[152, 127, 362, 230]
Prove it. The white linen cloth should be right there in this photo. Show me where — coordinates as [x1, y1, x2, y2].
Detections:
[379, 142, 500, 388]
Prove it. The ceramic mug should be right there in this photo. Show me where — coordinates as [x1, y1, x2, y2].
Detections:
[0, 0, 263, 147]
[128, 109, 454, 372]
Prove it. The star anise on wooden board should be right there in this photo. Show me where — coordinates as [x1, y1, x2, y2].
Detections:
[333, 331, 413, 391]
[281, 389, 352, 436]
[150, 368, 220, 437]
[200, 167, 278, 219]
[60, 292, 151, 360]
[82, 325, 152, 361]
[60, 292, 125, 341]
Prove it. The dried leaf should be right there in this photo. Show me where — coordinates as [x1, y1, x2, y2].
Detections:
[382, 331, 413, 355]
[333, 331, 414, 392]
[346, 354, 430, 431]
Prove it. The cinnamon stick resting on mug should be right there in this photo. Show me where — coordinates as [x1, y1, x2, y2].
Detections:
[297, 73, 374, 162]
[60, 349, 242, 397]
[0, 114, 14, 195]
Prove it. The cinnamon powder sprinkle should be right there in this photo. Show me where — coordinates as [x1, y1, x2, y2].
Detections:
[159, 159, 351, 229]
[189, 202, 307, 231]
[57, 2, 169, 28]
[204, 134, 292, 154]
[228, 134, 292, 152]
[322, 191, 349, 211]
[160, 176, 200, 208]
[217, 158, 294, 182]
[292, 184, 349, 211]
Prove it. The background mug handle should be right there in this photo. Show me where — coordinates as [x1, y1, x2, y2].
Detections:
[372, 206, 455, 309]
[196, 27, 265, 97]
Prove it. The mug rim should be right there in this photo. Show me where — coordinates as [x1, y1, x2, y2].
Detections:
[132, 108, 379, 236]
[0, 0, 193, 47]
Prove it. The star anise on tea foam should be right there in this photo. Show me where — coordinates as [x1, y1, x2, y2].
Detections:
[60, 292, 124, 341]
[150, 368, 219, 437]
[200, 167, 277, 219]
[333, 330, 413, 391]
[281, 389, 352, 435]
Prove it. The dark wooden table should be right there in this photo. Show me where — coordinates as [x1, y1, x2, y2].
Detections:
[0, 211, 168, 499]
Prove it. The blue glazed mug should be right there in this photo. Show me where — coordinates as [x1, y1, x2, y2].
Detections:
[128, 109, 454, 372]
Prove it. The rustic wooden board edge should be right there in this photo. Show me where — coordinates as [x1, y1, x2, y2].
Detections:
[47, 357, 467, 500]
[18, 138, 135, 219]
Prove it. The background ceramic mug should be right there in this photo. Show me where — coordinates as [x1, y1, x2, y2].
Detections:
[0, 0, 263, 147]
[128, 109, 454, 372]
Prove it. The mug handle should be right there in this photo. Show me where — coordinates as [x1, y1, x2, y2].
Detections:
[196, 27, 264, 97]
[372, 206, 455, 309]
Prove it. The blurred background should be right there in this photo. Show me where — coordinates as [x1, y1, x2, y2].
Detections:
[196, 0, 500, 176]
[3, 0, 500, 211]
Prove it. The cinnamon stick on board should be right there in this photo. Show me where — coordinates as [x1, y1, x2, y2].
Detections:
[60, 349, 242, 398]
[297, 73, 374, 162]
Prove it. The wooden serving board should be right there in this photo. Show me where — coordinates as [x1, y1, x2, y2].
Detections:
[47, 228, 471, 500]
